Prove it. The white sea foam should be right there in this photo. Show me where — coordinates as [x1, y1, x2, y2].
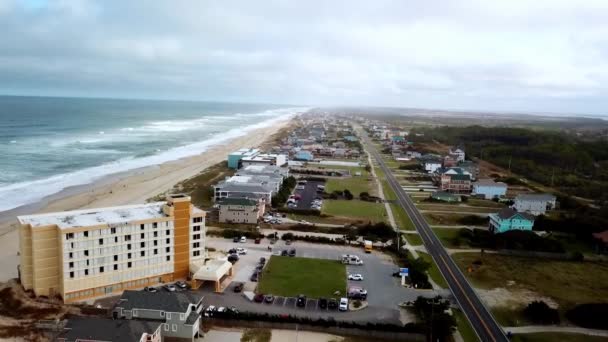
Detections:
[0, 107, 308, 212]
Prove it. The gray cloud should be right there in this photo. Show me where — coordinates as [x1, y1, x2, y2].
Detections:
[1, 0, 607, 115]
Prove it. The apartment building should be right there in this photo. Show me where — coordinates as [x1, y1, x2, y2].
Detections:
[18, 194, 206, 303]
[218, 197, 265, 224]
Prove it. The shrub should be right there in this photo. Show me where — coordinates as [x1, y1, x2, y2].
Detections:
[566, 303, 608, 329]
[281, 232, 295, 241]
[353, 300, 362, 308]
[523, 301, 560, 325]
[344, 189, 354, 200]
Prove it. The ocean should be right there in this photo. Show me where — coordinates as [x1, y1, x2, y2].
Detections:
[0, 96, 307, 212]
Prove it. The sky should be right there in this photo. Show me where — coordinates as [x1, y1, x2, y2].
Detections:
[1, 0, 608, 116]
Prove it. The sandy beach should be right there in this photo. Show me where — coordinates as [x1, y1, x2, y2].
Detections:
[0, 120, 291, 281]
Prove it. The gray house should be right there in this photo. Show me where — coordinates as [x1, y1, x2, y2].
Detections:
[113, 290, 204, 341]
[57, 317, 162, 342]
[513, 193, 556, 216]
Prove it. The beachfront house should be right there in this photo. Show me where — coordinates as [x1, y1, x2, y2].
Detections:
[438, 167, 472, 193]
[422, 157, 443, 173]
[112, 290, 204, 341]
[294, 150, 314, 161]
[227, 148, 260, 169]
[489, 208, 535, 234]
[449, 147, 466, 162]
[241, 153, 287, 168]
[513, 193, 556, 216]
[57, 317, 163, 342]
[218, 197, 265, 224]
[472, 179, 508, 199]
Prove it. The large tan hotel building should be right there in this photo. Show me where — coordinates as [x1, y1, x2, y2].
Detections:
[18, 194, 206, 303]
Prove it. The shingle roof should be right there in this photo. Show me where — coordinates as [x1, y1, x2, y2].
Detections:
[474, 179, 507, 187]
[185, 311, 200, 325]
[497, 208, 535, 221]
[515, 193, 556, 202]
[115, 290, 203, 313]
[59, 317, 161, 342]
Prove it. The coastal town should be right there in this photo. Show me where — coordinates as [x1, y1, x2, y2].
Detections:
[1, 110, 607, 342]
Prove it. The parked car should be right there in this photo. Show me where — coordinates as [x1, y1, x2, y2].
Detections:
[328, 298, 338, 310]
[228, 248, 237, 254]
[339, 297, 348, 311]
[143, 286, 158, 293]
[254, 293, 265, 303]
[236, 247, 247, 255]
[296, 185, 305, 190]
[348, 274, 364, 281]
[163, 284, 176, 292]
[228, 306, 239, 315]
[255, 264, 264, 272]
[233, 282, 244, 293]
[296, 294, 307, 307]
[319, 298, 328, 309]
[281, 250, 288, 256]
[289, 249, 296, 257]
[285, 240, 292, 245]
[254, 238, 261, 244]
[228, 254, 239, 263]
[175, 281, 188, 289]
[204, 305, 217, 317]
[264, 295, 275, 303]
[217, 307, 227, 314]
[250, 272, 259, 282]
[233, 236, 240, 243]
[259, 257, 266, 264]
[240, 236, 246, 243]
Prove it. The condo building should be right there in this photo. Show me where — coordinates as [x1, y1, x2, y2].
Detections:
[18, 194, 206, 303]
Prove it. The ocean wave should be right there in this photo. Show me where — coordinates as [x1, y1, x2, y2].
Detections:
[0, 107, 308, 212]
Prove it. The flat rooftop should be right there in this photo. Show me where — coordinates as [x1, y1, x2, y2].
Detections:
[230, 148, 259, 156]
[18, 202, 168, 229]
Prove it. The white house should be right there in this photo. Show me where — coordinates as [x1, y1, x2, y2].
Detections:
[513, 193, 556, 216]
[472, 179, 508, 199]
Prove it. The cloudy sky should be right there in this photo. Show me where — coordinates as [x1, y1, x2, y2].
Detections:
[1, 0, 607, 115]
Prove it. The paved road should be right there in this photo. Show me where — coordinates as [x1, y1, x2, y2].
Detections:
[294, 180, 324, 210]
[360, 130, 508, 342]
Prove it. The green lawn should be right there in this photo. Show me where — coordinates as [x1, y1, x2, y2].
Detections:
[322, 200, 387, 222]
[418, 252, 449, 288]
[511, 333, 608, 342]
[453, 309, 479, 342]
[391, 203, 415, 231]
[452, 253, 608, 308]
[257, 256, 347, 298]
[325, 176, 371, 195]
[404, 233, 423, 246]
[466, 198, 506, 208]
[417, 204, 499, 214]
[432, 228, 470, 249]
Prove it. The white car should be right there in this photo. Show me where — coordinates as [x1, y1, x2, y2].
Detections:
[348, 274, 364, 281]
[236, 247, 247, 255]
[240, 236, 246, 243]
[339, 297, 348, 311]
[296, 185, 305, 190]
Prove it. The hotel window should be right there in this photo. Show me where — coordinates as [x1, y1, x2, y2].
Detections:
[193, 234, 200, 240]
[84, 269, 89, 276]
[66, 233, 74, 240]
[127, 253, 132, 259]
[86, 259, 89, 266]
[69, 262, 74, 268]
[166, 255, 171, 261]
[128, 261, 132, 268]
[69, 252, 73, 259]
[153, 231, 158, 237]
[84, 250, 89, 256]
[165, 247, 170, 253]
[140, 233, 144, 239]
[153, 222, 158, 228]
[193, 250, 200, 257]
[193, 242, 199, 248]
[127, 244, 132, 250]
[166, 238, 170, 244]
[140, 242, 145, 248]
[84, 231, 88, 237]
[166, 230, 170, 236]
[125, 234, 131, 241]
[154, 240, 158, 246]
[193, 217, 202, 223]
[140, 251, 145, 257]
[113, 255, 118, 262]
[193, 226, 201, 232]
[99, 266, 104, 273]
[114, 236, 118, 243]
[111, 227, 116, 234]
[114, 264, 118, 271]
[99, 238, 103, 245]
[69, 271, 74, 278]
[140, 224, 144, 230]
[154, 249, 158, 255]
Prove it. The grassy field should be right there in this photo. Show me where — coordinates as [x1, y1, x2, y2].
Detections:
[322, 200, 387, 222]
[404, 233, 423, 246]
[286, 213, 357, 225]
[423, 213, 488, 226]
[325, 176, 371, 195]
[418, 252, 449, 288]
[391, 203, 415, 231]
[467, 198, 506, 208]
[306, 164, 369, 177]
[511, 333, 608, 342]
[432, 228, 469, 249]
[257, 256, 346, 298]
[417, 204, 500, 214]
[452, 253, 608, 307]
[453, 309, 479, 342]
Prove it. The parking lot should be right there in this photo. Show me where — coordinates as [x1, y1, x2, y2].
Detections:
[204, 237, 449, 324]
[293, 180, 324, 210]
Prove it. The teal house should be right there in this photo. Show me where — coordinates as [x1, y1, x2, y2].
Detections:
[489, 208, 535, 234]
[227, 148, 259, 169]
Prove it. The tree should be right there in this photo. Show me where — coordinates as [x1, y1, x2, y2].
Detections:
[281, 232, 295, 241]
[412, 296, 456, 341]
[365, 164, 371, 172]
[359, 192, 370, 200]
[523, 301, 560, 325]
[343, 189, 354, 200]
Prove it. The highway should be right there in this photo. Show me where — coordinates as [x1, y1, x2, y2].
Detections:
[361, 131, 508, 342]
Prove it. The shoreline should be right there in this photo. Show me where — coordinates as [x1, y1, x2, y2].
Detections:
[0, 119, 292, 281]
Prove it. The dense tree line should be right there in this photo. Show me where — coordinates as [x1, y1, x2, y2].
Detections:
[272, 176, 297, 206]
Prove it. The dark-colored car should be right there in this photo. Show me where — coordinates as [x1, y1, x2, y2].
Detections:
[285, 240, 292, 245]
[289, 249, 296, 257]
[254, 293, 265, 303]
[254, 238, 261, 244]
[259, 257, 266, 264]
[264, 295, 275, 303]
[256, 264, 264, 272]
[296, 294, 307, 307]
[250, 272, 259, 282]
[233, 282, 244, 293]
[281, 250, 288, 256]
[328, 298, 338, 310]
[228, 248, 237, 254]
[143, 286, 158, 293]
[319, 298, 328, 309]
[228, 254, 239, 264]
[233, 237, 239, 243]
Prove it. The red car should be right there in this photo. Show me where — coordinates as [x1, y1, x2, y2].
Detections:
[254, 293, 265, 303]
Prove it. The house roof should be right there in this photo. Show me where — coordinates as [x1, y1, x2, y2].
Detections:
[219, 183, 273, 193]
[496, 208, 535, 221]
[474, 179, 507, 187]
[447, 174, 471, 181]
[115, 290, 204, 313]
[218, 198, 258, 206]
[59, 317, 161, 342]
[515, 193, 556, 202]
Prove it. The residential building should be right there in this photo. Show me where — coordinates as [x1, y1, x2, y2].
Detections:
[214, 165, 287, 203]
[431, 191, 461, 203]
[113, 290, 204, 340]
[236, 164, 289, 180]
[218, 198, 265, 224]
[439, 167, 472, 193]
[422, 158, 443, 173]
[214, 183, 273, 203]
[513, 193, 557, 216]
[449, 147, 466, 162]
[443, 155, 458, 167]
[57, 317, 162, 342]
[227, 148, 260, 169]
[18, 194, 206, 303]
[241, 153, 287, 167]
[294, 150, 314, 161]
[472, 179, 508, 199]
[489, 208, 535, 234]
[458, 160, 479, 180]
